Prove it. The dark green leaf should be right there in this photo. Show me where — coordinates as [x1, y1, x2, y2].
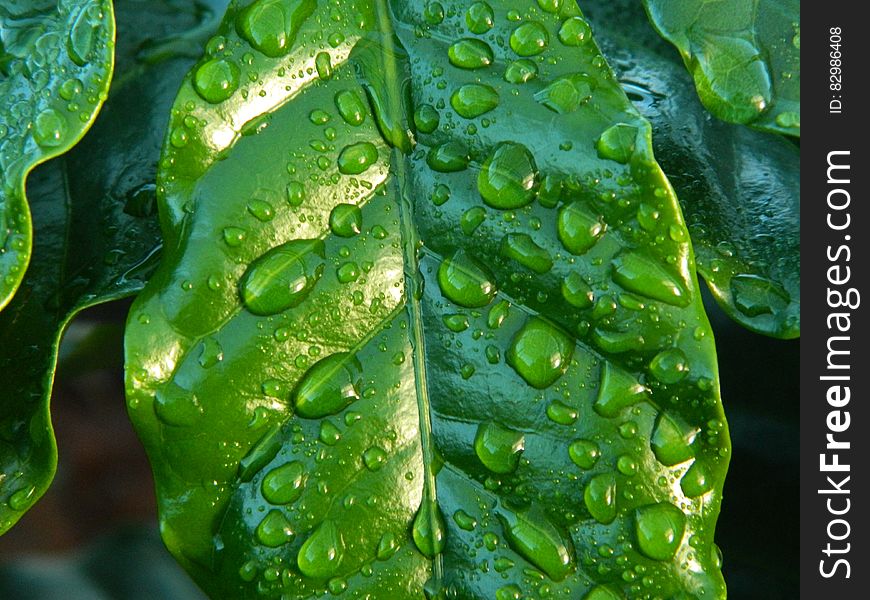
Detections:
[586, 0, 799, 338]
[642, 0, 800, 136]
[125, 1, 730, 598]
[0, 0, 229, 534]
[0, 0, 114, 310]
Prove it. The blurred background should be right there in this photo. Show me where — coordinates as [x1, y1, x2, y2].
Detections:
[0, 289, 799, 599]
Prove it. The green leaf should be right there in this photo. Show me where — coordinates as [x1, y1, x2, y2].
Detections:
[125, 1, 730, 597]
[587, 0, 800, 338]
[0, 0, 229, 534]
[641, 0, 800, 136]
[0, 0, 115, 311]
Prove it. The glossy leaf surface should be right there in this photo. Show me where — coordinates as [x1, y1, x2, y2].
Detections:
[642, 0, 800, 136]
[588, 0, 799, 337]
[0, 0, 229, 533]
[0, 0, 115, 311]
[125, 1, 730, 597]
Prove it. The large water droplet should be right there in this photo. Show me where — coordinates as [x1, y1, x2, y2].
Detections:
[612, 252, 689, 307]
[507, 318, 573, 389]
[451, 84, 499, 119]
[466, 2, 495, 34]
[448, 38, 494, 69]
[293, 352, 363, 418]
[497, 506, 574, 581]
[478, 143, 538, 209]
[414, 104, 440, 133]
[500, 233, 552, 274]
[474, 422, 525, 474]
[510, 22, 549, 56]
[649, 348, 689, 384]
[338, 142, 379, 175]
[236, 0, 315, 57]
[413, 500, 447, 557]
[568, 439, 600, 469]
[335, 90, 367, 125]
[558, 16, 591, 46]
[297, 520, 345, 579]
[427, 141, 470, 172]
[558, 204, 604, 254]
[596, 124, 638, 164]
[584, 472, 617, 524]
[634, 503, 686, 560]
[329, 204, 362, 237]
[239, 239, 325, 315]
[437, 250, 497, 308]
[594, 363, 648, 418]
[194, 59, 240, 104]
[257, 509, 296, 547]
[32, 109, 67, 148]
[262, 461, 306, 504]
[651, 412, 696, 466]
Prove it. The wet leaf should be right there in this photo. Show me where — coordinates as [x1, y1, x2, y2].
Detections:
[125, 1, 730, 598]
[588, 0, 799, 337]
[0, 0, 114, 311]
[642, 0, 800, 136]
[0, 0, 229, 533]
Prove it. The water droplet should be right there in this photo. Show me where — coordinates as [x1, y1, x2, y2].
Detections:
[478, 142, 538, 209]
[496, 585, 522, 600]
[651, 412, 696, 466]
[466, 2, 495, 34]
[510, 22, 549, 56]
[535, 75, 592, 114]
[453, 509, 477, 531]
[286, 181, 306, 206]
[497, 506, 574, 581]
[335, 90, 367, 125]
[315, 51, 333, 79]
[448, 39, 494, 69]
[584, 472, 617, 524]
[730, 274, 789, 317]
[59, 78, 83, 101]
[338, 142, 379, 175]
[236, 0, 315, 57]
[198, 338, 223, 368]
[194, 59, 240, 103]
[775, 111, 800, 129]
[634, 503, 686, 560]
[154, 383, 201, 426]
[240, 239, 325, 315]
[297, 520, 345, 579]
[546, 400, 578, 425]
[504, 59, 538, 84]
[443, 313, 470, 332]
[337, 262, 360, 283]
[320, 420, 342, 445]
[247, 199, 274, 221]
[329, 203, 362, 237]
[561, 273, 593, 309]
[262, 461, 306, 504]
[474, 422, 525, 474]
[500, 233, 552, 274]
[427, 141, 470, 172]
[8, 486, 36, 511]
[460, 207, 486, 236]
[596, 124, 638, 164]
[437, 250, 497, 308]
[414, 104, 440, 133]
[451, 84, 499, 119]
[375, 531, 400, 560]
[423, 1, 445, 24]
[507, 318, 573, 389]
[649, 348, 689, 384]
[170, 127, 190, 148]
[413, 500, 447, 557]
[293, 352, 362, 418]
[558, 204, 604, 254]
[67, 5, 98, 66]
[257, 509, 296, 547]
[558, 16, 591, 46]
[612, 252, 689, 307]
[431, 183, 451, 206]
[593, 364, 648, 418]
[568, 439, 600, 469]
[223, 227, 247, 247]
[32, 109, 66, 147]
[362, 446, 387, 471]
[680, 461, 713, 497]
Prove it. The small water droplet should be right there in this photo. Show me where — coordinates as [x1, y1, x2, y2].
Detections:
[634, 503, 686, 560]
[558, 16, 591, 46]
[338, 142, 379, 175]
[510, 22, 549, 56]
[257, 509, 296, 547]
[451, 84, 499, 119]
[558, 204, 605, 254]
[649, 348, 689, 384]
[335, 90, 367, 125]
[412, 500, 447, 557]
[478, 143, 538, 209]
[466, 2, 495, 34]
[500, 233, 552, 274]
[568, 439, 600, 469]
[504, 59, 538, 84]
[546, 400, 578, 425]
[329, 204, 363, 237]
[194, 59, 240, 104]
[507, 318, 573, 389]
[236, 0, 315, 57]
[448, 39, 494, 69]
[596, 123, 639, 164]
[32, 109, 67, 147]
[497, 506, 574, 581]
[584, 472, 617, 524]
[427, 141, 470, 172]
[474, 422, 525, 474]
[651, 412, 696, 466]
[437, 250, 497, 308]
[262, 461, 306, 504]
[612, 252, 689, 307]
[414, 104, 440, 133]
